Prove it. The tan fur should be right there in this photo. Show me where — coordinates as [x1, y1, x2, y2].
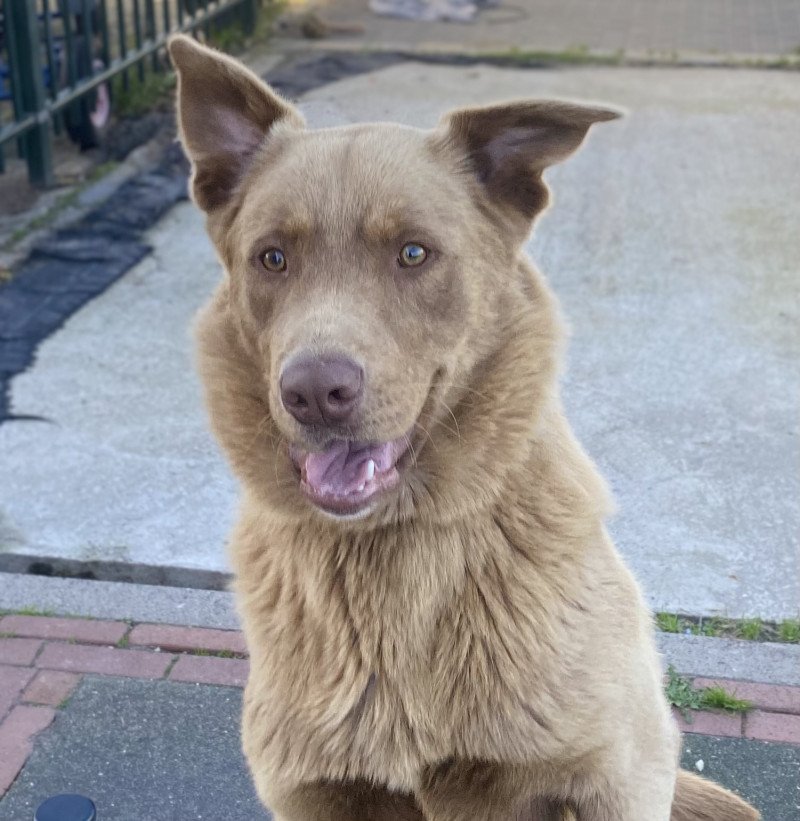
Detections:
[168, 34, 760, 821]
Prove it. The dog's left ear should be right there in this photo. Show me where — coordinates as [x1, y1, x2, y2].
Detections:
[168, 34, 304, 212]
[439, 100, 621, 221]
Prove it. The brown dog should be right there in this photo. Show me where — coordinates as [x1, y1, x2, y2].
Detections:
[168, 35, 760, 821]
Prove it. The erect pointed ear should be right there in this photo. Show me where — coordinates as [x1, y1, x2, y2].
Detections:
[440, 100, 621, 221]
[168, 35, 304, 212]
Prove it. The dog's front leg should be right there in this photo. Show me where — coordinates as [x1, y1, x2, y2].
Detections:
[266, 779, 427, 821]
[417, 759, 565, 821]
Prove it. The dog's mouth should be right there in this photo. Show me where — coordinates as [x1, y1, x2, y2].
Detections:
[289, 435, 410, 517]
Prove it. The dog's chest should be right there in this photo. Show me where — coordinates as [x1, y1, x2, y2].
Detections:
[245, 564, 570, 790]
[247, 595, 449, 788]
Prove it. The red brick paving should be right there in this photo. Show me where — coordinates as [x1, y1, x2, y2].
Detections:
[0, 614, 128, 645]
[0, 665, 36, 719]
[0, 705, 55, 793]
[744, 710, 800, 745]
[692, 677, 800, 715]
[22, 670, 82, 707]
[672, 706, 744, 738]
[36, 643, 173, 679]
[0, 612, 797, 800]
[169, 655, 249, 687]
[0, 637, 43, 666]
[129, 623, 247, 655]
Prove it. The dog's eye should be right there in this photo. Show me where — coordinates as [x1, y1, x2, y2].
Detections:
[398, 243, 427, 268]
[261, 248, 287, 273]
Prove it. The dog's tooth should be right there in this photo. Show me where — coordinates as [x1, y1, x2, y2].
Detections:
[358, 483, 365, 492]
[366, 459, 376, 481]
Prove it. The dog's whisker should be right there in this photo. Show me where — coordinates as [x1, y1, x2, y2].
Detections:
[439, 399, 462, 444]
[402, 432, 419, 468]
[247, 414, 288, 490]
[403, 378, 493, 404]
[412, 419, 440, 455]
[273, 431, 291, 490]
[429, 416, 461, 443]
[249, 412, 275, 449]
[443, 384, 493, 404]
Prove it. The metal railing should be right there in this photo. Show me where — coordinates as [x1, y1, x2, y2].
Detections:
[0, 0, 259, 186]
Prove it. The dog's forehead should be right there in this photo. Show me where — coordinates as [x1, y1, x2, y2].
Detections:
[289, 122, 435, 177]
[250, 123, 456, 228]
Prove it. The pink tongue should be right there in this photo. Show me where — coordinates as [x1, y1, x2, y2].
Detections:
[304, 441, 395, 496]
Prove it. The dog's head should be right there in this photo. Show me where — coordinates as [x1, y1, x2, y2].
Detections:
[169, 36, 619, 525]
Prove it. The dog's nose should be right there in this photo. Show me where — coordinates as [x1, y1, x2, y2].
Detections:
[280, 354, 364, 427]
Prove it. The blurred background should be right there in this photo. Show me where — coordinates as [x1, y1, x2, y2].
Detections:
[0, 2, 798, 817]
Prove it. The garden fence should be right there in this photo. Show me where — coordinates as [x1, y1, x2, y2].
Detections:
[0, 0, 259, 185]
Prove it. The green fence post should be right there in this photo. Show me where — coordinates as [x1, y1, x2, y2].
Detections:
[5, 0, 55, 187]
[240, 0, 257, 34]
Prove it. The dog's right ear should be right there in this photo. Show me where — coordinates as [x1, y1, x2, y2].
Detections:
[168, 35, 304, 212]
[439, 100, 620, 226]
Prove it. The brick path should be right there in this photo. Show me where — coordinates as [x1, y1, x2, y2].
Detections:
[1, 613, 799, 798]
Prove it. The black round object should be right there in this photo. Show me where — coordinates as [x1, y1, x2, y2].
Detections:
[34, 793, 96, 821]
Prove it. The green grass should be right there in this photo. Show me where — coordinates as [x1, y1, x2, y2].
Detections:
[482, 45, 626, 67]
[253, 0, 287, 43]
[1, 607, 101, 620]
[655, 612, 716, 636]
[665, 667, 752, 721]
[1, 157, 120, 255]
[665, 667, 703, 716]
[2, 188, 81, 252]
[481, 46, 800, 71]
[209, 0, 286, 51]
[655, 612, 799, 644]
[656, 613, 682, 633]
[111, 70, 177, 119]
[737, 618, 763, 641]
[87, 159, 119, 183]
[700, 686, 752, 713]
[13, 606, 56, 617]
[696, 619, 717, 637]
[189, 648, 238, 659]
[779, 619, 800, 643]
[209, 20, 247, 53]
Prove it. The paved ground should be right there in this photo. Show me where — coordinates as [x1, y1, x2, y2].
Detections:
[1, 60, 798, 618]
[303, 0, 800, 59]
[0, 200, 236, 590]
[1, 678, 264, 821]
[5, 679, 798, 821]
[1, 613, 798, 819]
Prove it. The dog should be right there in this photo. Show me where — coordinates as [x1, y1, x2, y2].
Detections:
[168, 35, 760, 821]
